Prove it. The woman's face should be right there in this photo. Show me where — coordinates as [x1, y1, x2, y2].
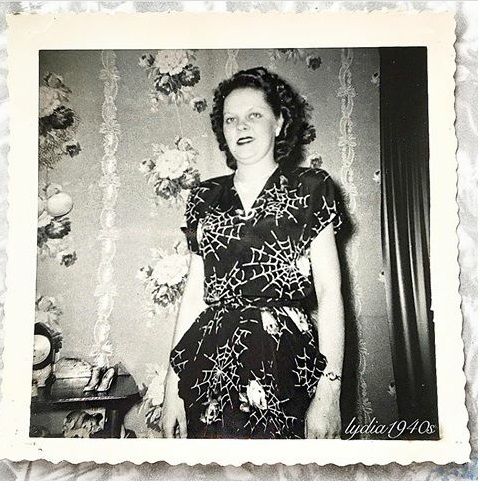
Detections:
[223, 87, 283, 166]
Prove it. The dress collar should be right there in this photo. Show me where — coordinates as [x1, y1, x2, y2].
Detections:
[228, 165, 283, 214]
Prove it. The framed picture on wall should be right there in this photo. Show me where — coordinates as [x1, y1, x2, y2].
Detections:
[0, 9, 470, 467]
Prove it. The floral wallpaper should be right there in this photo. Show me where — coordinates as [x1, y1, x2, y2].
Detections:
[37, 73, 81, 267]
[36, 48, 397, 436]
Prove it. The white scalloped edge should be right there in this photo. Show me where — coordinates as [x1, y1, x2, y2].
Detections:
[0, 9, 470, 467]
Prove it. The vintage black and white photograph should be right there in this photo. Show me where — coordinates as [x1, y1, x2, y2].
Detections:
[1, 10, 469, 467]
[30, 46, 438, 441]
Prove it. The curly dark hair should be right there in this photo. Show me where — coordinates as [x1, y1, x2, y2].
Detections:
[210, 66, 316, 170]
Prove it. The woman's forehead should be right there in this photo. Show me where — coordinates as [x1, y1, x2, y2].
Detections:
[223, 87, 269, 112]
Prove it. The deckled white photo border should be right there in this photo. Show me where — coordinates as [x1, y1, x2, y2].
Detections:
[0, 10, 469, 466]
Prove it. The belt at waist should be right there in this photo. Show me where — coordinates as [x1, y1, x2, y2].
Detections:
[206, 296, 304, 310]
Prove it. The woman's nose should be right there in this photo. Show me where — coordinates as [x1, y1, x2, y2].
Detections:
[237, 119, 249, 130]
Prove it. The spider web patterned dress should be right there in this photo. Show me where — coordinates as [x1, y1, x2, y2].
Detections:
[170, 166, 343, 439]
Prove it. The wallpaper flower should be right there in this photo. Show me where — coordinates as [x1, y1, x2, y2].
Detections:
[39, 73, 82, 169]
[140, 137, 200, 206]
[137, 240, 190, 317]
[139, 50, 202, 109]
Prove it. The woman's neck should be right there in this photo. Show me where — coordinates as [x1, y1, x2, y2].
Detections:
[234, 159, 278, 184]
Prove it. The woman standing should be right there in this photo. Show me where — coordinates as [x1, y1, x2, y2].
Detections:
[160, 67, 344, 439]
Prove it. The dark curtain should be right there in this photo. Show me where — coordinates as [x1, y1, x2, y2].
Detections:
[380, 47, 438, 439]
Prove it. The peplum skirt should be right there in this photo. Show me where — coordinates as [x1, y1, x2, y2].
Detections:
[170, 296, 327, 439]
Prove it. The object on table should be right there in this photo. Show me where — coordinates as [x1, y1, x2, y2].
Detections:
[83, 364, 118, 393]
[55, 357, 92, 379]
[32, 322, 63, 388]
[83, 366, 106, 392]
[96, 366, 117, 393]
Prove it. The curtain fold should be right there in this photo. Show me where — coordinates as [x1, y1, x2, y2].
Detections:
[380, 47, 439, 438]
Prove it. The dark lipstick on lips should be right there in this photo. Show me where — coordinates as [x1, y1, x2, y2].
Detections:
[237, 136, 254, 145]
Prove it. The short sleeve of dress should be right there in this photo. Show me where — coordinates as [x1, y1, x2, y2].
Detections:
[181, 185, 205, 255]
[180, 177, 226, 255]
[302, 168, 343, 241]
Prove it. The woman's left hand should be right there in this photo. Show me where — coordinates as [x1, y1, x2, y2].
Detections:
[305, 388, 341, 439]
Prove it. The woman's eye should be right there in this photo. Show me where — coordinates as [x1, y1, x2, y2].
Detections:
[224, 117, 235, 125]
[250, 112, 262, 119]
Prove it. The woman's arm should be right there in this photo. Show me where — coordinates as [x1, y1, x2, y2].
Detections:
[305, 222, 345, 438]
[161, 251, 207, 438]
[169, 252, 207, 350]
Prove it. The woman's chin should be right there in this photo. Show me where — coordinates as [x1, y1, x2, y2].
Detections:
[232, 148, 257, 161]
[232, 151, 273, 167]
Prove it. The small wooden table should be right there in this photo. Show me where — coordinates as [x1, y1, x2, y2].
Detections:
[31, 373, 141, 438]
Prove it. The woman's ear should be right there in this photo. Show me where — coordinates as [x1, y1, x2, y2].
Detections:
[276, 113, 284, 137]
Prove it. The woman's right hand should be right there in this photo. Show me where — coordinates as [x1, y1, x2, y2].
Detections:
[160, 371, 187, 438]
[160, 253, 206, 439]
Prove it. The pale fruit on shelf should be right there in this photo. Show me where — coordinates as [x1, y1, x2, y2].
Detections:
[38, 196, 45, 216]
[46, 192, 73, 217]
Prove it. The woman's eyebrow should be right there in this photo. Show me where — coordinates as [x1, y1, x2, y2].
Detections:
[224, 105, 268, 114]
[246, 104, 268, 111]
